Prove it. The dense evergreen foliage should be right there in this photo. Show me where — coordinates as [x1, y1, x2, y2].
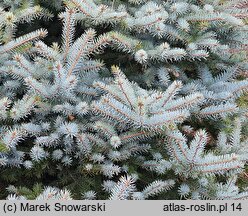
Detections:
[0, 0, 248, 200]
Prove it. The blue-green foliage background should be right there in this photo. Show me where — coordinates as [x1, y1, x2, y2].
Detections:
[0, 0, 247, 200]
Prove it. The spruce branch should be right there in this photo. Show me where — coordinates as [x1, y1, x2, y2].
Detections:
[0, 29, 48, 54]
